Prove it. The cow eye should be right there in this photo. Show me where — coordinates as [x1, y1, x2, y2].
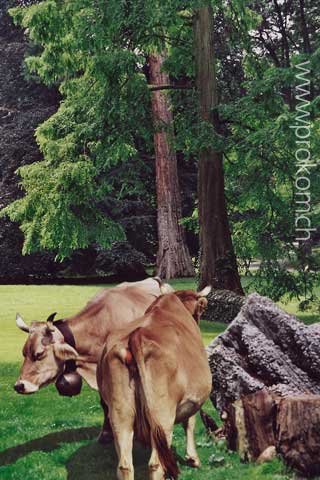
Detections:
[34, 351, 45, 361]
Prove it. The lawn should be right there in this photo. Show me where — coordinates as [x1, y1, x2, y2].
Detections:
[0, 281, 315, 479]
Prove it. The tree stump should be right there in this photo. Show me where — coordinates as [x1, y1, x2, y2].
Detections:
[224, 391, 320, 476]
[207, 293, 320, 475]
[277, 396, 320, 476]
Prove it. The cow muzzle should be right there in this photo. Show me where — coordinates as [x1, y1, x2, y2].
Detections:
[14, 380, 39, 394]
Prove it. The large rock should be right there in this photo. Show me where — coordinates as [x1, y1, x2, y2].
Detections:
[207, 293, 320, 412]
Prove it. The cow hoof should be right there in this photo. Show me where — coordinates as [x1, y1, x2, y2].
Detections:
[98, 429, 113, 444]
[185, 456, 201, 468]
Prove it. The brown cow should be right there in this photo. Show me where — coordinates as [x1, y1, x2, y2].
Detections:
[97, 287, 212, 480]
[14, 277, 172, 442]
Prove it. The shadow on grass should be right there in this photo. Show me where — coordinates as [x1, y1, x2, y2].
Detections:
[0, 426, 99, 467]
[0, 427, 152, 479]
[66, 441, 150, 480]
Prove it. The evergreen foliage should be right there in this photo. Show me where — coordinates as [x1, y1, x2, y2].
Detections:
[2, 0, 319, 301]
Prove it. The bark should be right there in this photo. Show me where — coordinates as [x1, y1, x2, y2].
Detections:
[207, 293, 320, 413]
[193, 6, 243, 294]
[148, 51, 194, 279]
[207, 292, 320, 473]
[205, 288, 245, 323]
[224, 390, 320, 476]
[224, 389, 278, 461]
[277, 395, 320, 476]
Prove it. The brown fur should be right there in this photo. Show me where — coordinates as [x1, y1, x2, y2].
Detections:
[97, 289, 212, 479]
[129, 329, 179, 479]
[16, 278, 164, 393]
[145, 290, 206, 324]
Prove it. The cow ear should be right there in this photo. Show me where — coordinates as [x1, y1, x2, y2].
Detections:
[194, 297, 208, 323]
[54, 343, 78, 361]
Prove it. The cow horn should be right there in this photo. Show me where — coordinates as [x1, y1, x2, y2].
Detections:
[46, 312, 57, 332]
[16, 313, 30, 333]
[198, 285, 212, 297]
[47, 312, 57, 324]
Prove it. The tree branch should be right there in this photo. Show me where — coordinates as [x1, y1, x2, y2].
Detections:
[147, 84, 193, 91]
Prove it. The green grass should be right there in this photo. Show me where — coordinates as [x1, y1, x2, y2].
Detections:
[0, 281, 315, 479]
[0, 364, 290, 480]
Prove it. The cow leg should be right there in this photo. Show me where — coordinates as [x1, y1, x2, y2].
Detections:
[106, 354, 135, 480]
[113, 426, 134, 480]
[98, 396, 113, 444]
[183, 415, 201, 467]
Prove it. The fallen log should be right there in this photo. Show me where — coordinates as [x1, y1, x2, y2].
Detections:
[207, 293, 320, 475]
[205, 289, 245, 323]
[207, 293, 320, 412]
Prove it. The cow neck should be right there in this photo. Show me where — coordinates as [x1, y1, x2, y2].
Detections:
[54, 320, 77, 373]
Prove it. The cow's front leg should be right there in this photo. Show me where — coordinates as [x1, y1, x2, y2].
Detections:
[98, 396, 113, 444]
[183, 415, 201, 468]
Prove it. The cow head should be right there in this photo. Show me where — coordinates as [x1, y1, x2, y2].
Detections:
[175, 286, 211, 323]
[14, 313, 78, 394]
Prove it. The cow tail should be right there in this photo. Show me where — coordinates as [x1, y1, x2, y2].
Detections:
[129, 329, 179, 480]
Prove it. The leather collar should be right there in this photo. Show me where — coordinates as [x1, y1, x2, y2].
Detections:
[54, 320, 77, 373]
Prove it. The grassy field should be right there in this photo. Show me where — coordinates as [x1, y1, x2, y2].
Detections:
[0, 280, 316, 479]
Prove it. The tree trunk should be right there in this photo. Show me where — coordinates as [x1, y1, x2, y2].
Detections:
[193, 6, 243, 294]
[148, 51, 194, 279]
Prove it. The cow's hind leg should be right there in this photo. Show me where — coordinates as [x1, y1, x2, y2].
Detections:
[98, 396, 113, 444]
[113, 425, 134, 480]
[107, 353, 135, 480]
[183, 415, 201, 467]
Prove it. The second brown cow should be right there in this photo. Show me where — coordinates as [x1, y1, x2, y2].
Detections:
[97, 287, 212, 480]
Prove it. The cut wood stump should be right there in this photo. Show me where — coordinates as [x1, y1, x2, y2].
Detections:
[277, 395, 320, 476]
[206, 293, 320, 475]
[224, 390, 320, 476]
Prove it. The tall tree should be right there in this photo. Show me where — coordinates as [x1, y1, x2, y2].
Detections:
[3, 0, 318, 303]
[149, 51, 194, 278]
[193, 5, 243, 294]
